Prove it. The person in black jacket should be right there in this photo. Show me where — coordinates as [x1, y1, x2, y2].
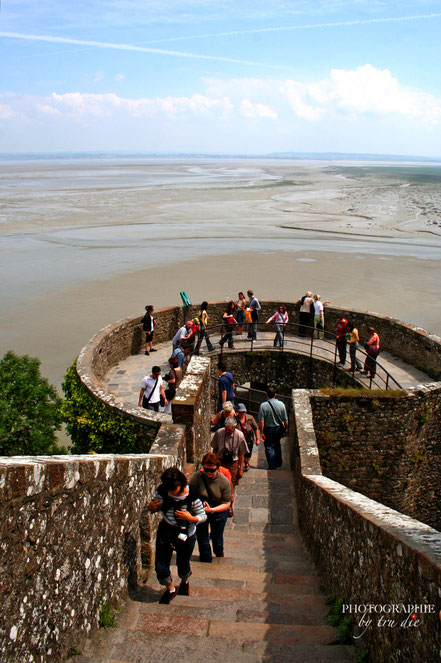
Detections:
[142, 305, 157, 356]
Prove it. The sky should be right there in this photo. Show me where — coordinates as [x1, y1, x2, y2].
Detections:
[1, 1, 441, 156]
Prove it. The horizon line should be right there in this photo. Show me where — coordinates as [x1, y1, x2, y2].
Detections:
[1, 150, 440, 162]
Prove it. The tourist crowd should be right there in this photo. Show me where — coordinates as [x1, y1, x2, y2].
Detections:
[139, 293, 381, 604]
[147, 376, 288, 604]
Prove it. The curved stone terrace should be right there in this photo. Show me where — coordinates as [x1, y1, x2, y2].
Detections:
[103, 323, 434, 408]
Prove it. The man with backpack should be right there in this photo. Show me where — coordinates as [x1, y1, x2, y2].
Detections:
[257, 388, 288, 470]
[148, 467, 207, 604]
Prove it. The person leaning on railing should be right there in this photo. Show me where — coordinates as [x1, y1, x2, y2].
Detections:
[362, 327, 380, 378]
[266, 305, 289, 348]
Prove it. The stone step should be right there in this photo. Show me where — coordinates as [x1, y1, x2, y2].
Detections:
[194, 557, 315, 574]
[70, 632, 353, 663]
[124, 593, 331, 625]
[190, 560, 317, 581]
[69, 450, 355, 663]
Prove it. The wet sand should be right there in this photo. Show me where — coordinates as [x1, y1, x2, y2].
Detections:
[2, 250, 439, 393]
[1, 158, 440, 393]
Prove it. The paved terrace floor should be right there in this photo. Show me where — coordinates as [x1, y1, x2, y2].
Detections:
[103, 330, 433, 409]
[68, 441, 355, 663]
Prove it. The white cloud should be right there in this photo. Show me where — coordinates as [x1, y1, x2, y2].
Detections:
[1, 66, 440, 154]
[240, 99, 277, 119]
[0, 103, 14, 120]
[115, 73, 125, 81]
[281, 65, 441, 124]
[1, 67, 440, 128]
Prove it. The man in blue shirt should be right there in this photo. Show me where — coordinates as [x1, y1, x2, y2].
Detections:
[257, 388, 288, 470]
[217, 361, 234, 412]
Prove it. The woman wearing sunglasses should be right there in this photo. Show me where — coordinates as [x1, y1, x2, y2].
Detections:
[189, 453, 232, 562]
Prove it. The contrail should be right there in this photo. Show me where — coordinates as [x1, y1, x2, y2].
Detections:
[141, 13, 441, 44]
[0, 31, 288, 69]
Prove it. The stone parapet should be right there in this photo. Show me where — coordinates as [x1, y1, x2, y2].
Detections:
[310, 383, 441, 530]
[292, 389, 441, 663]
[75, 301, 440, 447]
[172, 356, 212, 462]
[0, 435, 186, 661]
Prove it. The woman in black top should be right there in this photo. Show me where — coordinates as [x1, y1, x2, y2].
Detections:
[142, 305, 157, 356]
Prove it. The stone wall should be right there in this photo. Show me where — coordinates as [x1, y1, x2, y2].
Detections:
[310, 384, 441, 530]
[292, 390, 441, 663]
[0, 354, 214, 663]
[322, 306, 441, 380]
[75, 301, 441, 444]
[0, 436, 186, 662]
[171, 356, 212, 463]
[208, 350, 356, 412]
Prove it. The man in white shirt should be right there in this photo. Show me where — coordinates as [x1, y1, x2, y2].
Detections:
[138, 366, 168, 412]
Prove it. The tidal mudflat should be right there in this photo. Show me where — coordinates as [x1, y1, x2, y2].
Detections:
[1, 156, 440, 390]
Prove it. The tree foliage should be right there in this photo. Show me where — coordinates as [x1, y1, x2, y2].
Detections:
[62, 360, 157, 454]
[0, 351, 63, 456]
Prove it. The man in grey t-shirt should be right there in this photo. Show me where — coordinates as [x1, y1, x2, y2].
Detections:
[257, 388, 288, 470]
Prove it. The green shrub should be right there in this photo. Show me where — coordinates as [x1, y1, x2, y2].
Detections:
[327, 596, 354, 644]
[319, 387, 407, 399]
[0, 351, 64, 456]
[98, 601, 116, 629]
[61, 361, 157, 454]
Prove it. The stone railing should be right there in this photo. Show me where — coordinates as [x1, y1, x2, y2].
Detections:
[291, 389, 441, 663]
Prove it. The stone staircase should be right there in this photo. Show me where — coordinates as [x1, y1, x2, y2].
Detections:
[70, 443, 354, 663]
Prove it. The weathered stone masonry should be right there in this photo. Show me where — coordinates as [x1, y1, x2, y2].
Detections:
[1, 302, 441, 662]
[0, 450, 186, 663]
[311, 384, 441, 531]
[0, 355, 212, 663]
[292, 389, 441, 663]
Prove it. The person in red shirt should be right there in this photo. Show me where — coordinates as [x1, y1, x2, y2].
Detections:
[336, 315, 349, 366]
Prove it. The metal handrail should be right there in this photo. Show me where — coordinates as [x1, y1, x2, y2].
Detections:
[182, 319, 401, 391]
[211, 376, 291, 418]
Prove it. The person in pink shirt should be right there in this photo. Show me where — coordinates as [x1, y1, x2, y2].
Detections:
[362, 327, 380, 378]
[266, 304, 289, 348]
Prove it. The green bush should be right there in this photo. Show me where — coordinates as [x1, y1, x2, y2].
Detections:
[61, 361, 157, 454]
[98, 601, 116, 629]
[0, 351, 64, 456]
[327, 596, 354, 644]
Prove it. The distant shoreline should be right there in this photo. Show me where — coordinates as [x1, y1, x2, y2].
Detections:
[1, 151, 441, 164]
